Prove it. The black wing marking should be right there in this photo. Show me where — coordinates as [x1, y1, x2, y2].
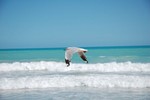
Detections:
[78, 52, 88, 63]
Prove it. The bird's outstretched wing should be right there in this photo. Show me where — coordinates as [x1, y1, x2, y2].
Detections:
[65, 47, 88, 66]
[78, 51, 88, 63]
[65, 47, 79, 60]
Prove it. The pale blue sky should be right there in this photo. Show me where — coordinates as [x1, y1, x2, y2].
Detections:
[0, 0, 150, 49]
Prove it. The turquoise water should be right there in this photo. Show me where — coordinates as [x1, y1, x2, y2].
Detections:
[0, 46, 150, 63]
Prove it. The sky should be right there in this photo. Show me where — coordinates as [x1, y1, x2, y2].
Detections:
[0, 0, 150, 49]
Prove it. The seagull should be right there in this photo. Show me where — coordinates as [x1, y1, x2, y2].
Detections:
[65, 47, 88, 67]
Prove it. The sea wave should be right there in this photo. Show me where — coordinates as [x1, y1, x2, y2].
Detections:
[0, 61, 150, 72]
[0, 61, 150, 90]
[0, 74, 150, 89]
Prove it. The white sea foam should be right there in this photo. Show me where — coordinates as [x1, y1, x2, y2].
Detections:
[0, 75, 150, 89]
[0, 61, 150, 90]
[0, 61, 150, 72]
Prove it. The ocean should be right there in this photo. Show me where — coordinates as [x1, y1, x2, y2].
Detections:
[0, 46, 150, 100]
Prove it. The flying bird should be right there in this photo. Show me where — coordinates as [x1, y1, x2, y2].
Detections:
[65, 47, 88, 67]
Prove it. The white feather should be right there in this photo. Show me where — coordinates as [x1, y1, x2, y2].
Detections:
[65, 47, 88, 61]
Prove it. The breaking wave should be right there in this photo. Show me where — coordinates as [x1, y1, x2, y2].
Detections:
[0, 61, 150, 90]
[0, 61, 150, 72]
[0, 75, 150, 89]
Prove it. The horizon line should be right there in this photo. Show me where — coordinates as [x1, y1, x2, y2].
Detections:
[0, 45, 150, 50]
